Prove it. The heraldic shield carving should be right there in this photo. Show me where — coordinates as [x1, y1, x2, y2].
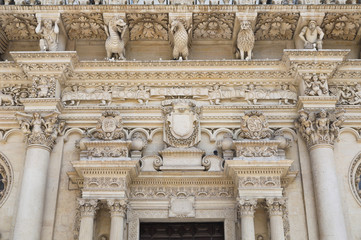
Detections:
[162, 100, 201, 148]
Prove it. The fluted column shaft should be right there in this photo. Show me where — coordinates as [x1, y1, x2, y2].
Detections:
[108, 199, 127, 240]
[13, 145, 51, 240]
[78, 199, 99, 240]
[238, 199, 257, 240]
[309, 144, 347, 240]
[266, 198, 286, 240]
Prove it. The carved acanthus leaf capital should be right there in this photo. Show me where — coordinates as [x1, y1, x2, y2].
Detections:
[16, 111, 65, 150]
[238, 198, 257, 217]
[107, 199, 127, 217]
[78, 198, 99, 217]
[266, 197, 286, 216]
[295, 108, 345, 147]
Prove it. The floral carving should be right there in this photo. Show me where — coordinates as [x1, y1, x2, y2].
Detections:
[239, 111, 272, 140]
[0, 14, 38, 40]
[16, 112, 65, 150]
[83, 177, 125, 191]
[62, 13, 106, 40]
[322, 13, 361, 41]
[127, 13, 168, 41]
[29, 76, 56, 98]
[295, 108, 345, 147]
[193, 13, 234, 40]
[255, 13, 299, 41]
[90, 111, 124, 140]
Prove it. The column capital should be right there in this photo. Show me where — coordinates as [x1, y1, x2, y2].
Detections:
[295, 108, 345, 148]
[78, 198, 99, 217]
[266, 197, 286, 216]
[15, 111, 65, 151]
[107, 199, 127, 218]
[238, 198, 257, 217]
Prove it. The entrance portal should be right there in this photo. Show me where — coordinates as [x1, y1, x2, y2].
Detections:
[140, 222, 224, 240]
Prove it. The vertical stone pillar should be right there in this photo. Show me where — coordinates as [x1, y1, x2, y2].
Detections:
[295, 108, 348, 240]
[238, 198, 257, 240]
[13, 112, 63, 240]
[266, 198, 286, 240]
[78, 199, 99, 240]
[108, 199, 127, 240]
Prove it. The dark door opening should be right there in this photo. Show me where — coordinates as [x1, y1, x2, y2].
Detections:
[140, 222, 224, 240]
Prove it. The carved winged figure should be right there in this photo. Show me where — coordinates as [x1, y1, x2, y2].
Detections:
[169, 20, 192, 60]
[104, 18, 129, 60]
[236, 20, 255, 60]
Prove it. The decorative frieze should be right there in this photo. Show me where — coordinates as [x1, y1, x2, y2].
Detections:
[295, 108, 345, 147]
[16, 111, 65, 150]
[0, 14, 38, 40]
[83, 177, 126, 191]
[238, 176, 281, 189]
[62, 13, 106, 40]
[192, 13, 235, 40]
[322, 13, 361, 40]
[127, 13, 168, 41]
[255, 13, 299, 41]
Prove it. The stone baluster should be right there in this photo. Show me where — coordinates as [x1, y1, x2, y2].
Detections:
[108, 199, 127, 240]
[295, 108, 348, 240]
[266, 198, 286, 240]
[13, 112, 64, 240]
[78, 199, 99, 240]
[238, 198, 257, 240]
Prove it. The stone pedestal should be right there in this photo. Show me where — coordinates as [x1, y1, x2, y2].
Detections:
[108, 200, 127, 240]
[78, 199, 98, 240]
[13, 145, 51, 240]
[238, 199, 257, 240]
[309, 144, 348, 240]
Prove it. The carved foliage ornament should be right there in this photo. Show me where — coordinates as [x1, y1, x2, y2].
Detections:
[162, 100, 201, 148]
[0, 14, 39, 40]
[255, 13, 299, 41]
[193, 13, 234, 40]
[295, 108, 345, 147]
[239, 111, 272, 140]
[62, 13, 106, 40]
[91, 110, 124, 140]
[0, 152, 13, 207]
[30, 76, 56, 98]
[0, 86, 29, 106]
[127, 13, 168, 41]
[349, 152, 361, 206]
[322, 13, 361, 41]
[16, 111, 65, 150]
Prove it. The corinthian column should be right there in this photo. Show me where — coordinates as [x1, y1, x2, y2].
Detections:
[13, 112, 64, 240]
[108, 199, 127, 240]
[266, 198, 286, 240]
[295, 108, 348, 240]
[238, 198, 257, 240]
[78, 199, 99, 240]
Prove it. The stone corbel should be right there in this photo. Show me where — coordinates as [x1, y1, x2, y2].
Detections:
[232, 13, 257, 59]
[35, 13, 67, 51]
[294, 12, 325, 49]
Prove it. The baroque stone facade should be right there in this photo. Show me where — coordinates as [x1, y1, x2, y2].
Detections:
[0, 2, 361, 240]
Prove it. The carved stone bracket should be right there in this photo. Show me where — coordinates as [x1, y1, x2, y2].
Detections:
[295, 108, 345, 147]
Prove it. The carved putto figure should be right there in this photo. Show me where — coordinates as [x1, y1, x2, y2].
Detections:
[236, 20, 255, 60]
[91, 111, 124, 140]
[299, 20, 324, 50]
[331, 84, 361, 105]
[295, 108, 345, 146]
[104, 18, 129, 60]
[304, 73, 328, 96]
[35, 18, 59, 52]
[169, 19, 192, 60]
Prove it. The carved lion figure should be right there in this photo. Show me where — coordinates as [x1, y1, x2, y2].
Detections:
[104, 18, 129, 60]
[169, 19, 192, 60]
[236, 20, 255, 60]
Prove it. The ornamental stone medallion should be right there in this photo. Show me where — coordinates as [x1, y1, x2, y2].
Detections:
[0, 152, 13, 207]
[349, 152, 361, 206]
